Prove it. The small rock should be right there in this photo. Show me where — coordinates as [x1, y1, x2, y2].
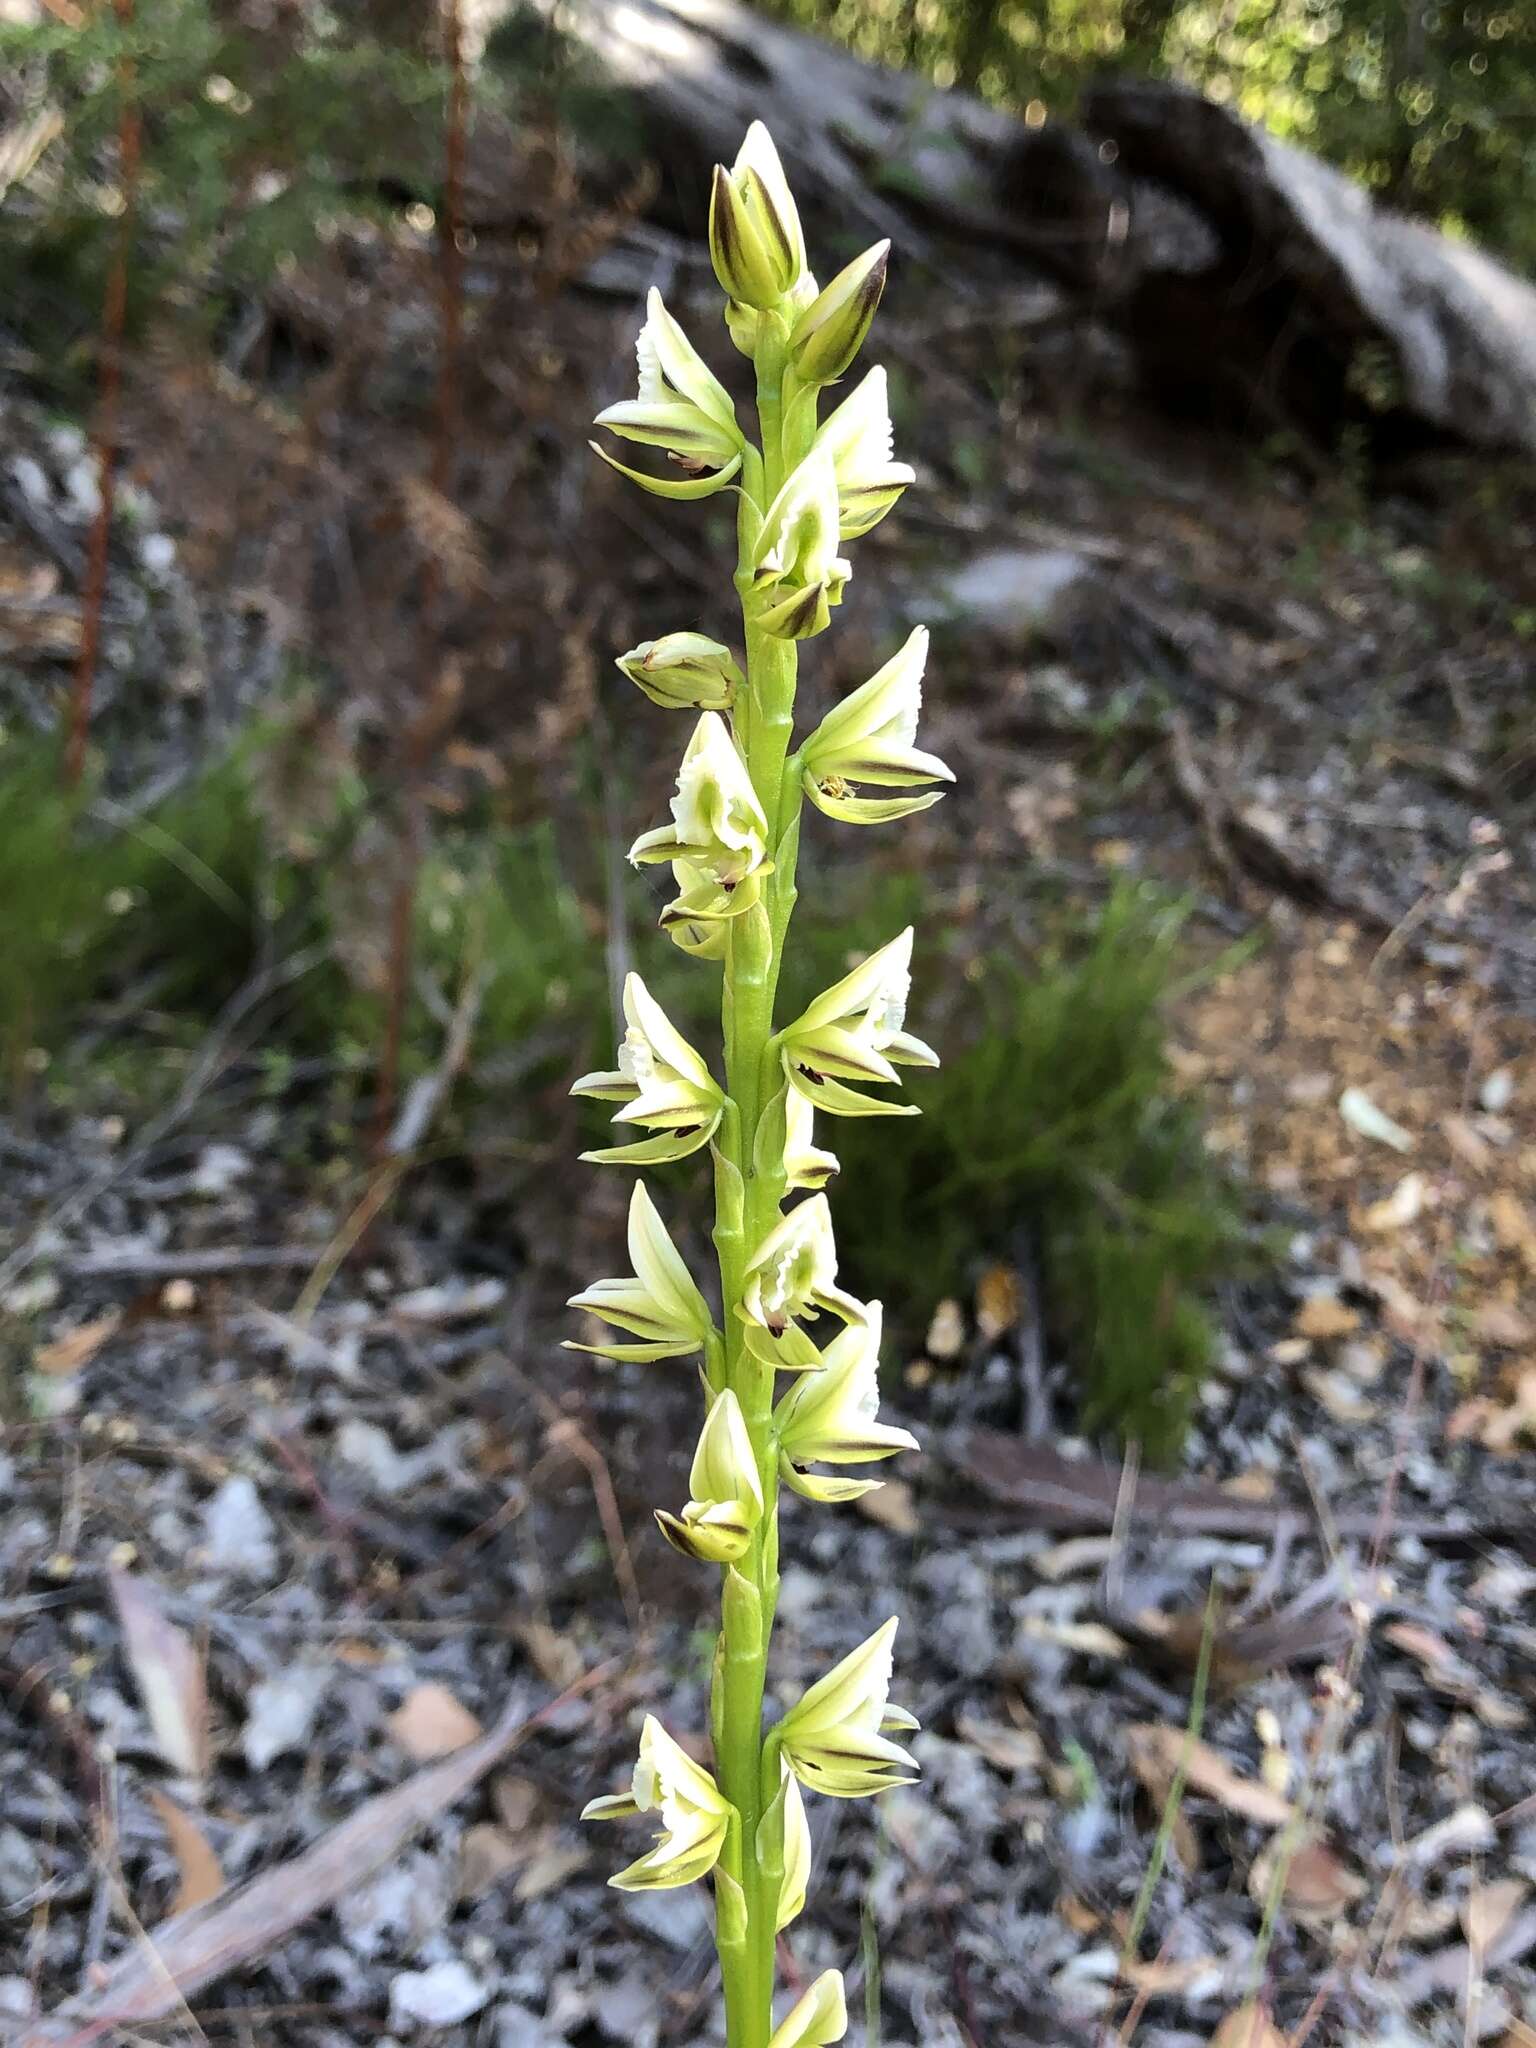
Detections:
[619, 1886, 710, 1951]
[1480, 1066, 1515, 1113]
[0, 1826, 42, 1902]
[9, 454, 50, 507]
[138, 532, 178, 578]
[191, 1144, 250, 1195]
[201, 1475, 278, 1581]
[243, 1662, 330, 1770]
[930, 547, 1092, 644]
[496, 2002, 568, 2048]
[339, 1853, 449, 1958]
[389, 1960, 491, 2029]
[590, 1973, 656, 2048]
[0, 1978, 36, 2020]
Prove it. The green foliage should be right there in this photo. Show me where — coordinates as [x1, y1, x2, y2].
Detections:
[409, 823, 609, 1071]
[0, 723, 607, 1120]
[0, 736, 131, 1087]
[0, 0, 445, 393]
[825, 885, 1253, 1459]
[757, 0, 1536, 273]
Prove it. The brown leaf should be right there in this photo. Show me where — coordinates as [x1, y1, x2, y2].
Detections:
[1121, 1955, 1220, 1994]
[856, 1479, 918, 1534]
[1489, 1192, 1536, 1274]
[511, 1619, 585, 1690]
[35, 1310, 122, 1376]
[1293, 1295, 1361, 1342]
[1209, 2006, 1288, 2048]
[490, 1771, 543, 1834]
[110, 1569, 208, 1780]
[385, 1683, 483, 1762]
[1444, 1116, 1492, 1172]
[956, 1713, 1044, 1775]
[1475, 1301, 1533, 1349]
[1359, 1172, 1426, 1234]
[926, 1297, 965, 1360]
[456, 1822, 523, 1900]
[18, 1672, 612, 2046]
[975, 1264, 1022, 1339]
[1125, 1723, 1296, 1828]
[513, 1840, 590, 1901]
[147, 1790, 224, 1914]
[1249, 1833, 1366, 1918]
[1464, 1878, 1529, 1955]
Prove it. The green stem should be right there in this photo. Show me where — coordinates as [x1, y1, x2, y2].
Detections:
[712, 310, 816, 2048]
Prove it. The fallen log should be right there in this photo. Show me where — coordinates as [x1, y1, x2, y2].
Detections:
[517, 0, 1536, 457]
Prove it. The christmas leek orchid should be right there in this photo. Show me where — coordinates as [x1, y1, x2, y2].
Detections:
[616, 632, 742, 712]
[768, 1973, 848, 2048]
[751, 448, 851, 640]
[592, 288, 745, 499]
[790, 240, 889, 386]
[574, 124, 946, 2048]
[782, 1085, 840, 1192]
[582, 1716, 731, 1891]
[775, 1304, 918, 1501]
[709, 121, 808, 315]
[655, 1388, 764, 1563]
[629, 711, 772, 925]
[775, 1618, 920, 1799]
[777, 927, 938, 1117]
[565, 1182, 715, 1363]
[571, 972, 723, 1163]
[814, 366, 915, 539]
[801, 625, 953, 824]
[739, 1194, 866, 1369]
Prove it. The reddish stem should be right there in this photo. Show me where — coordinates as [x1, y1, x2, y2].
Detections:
[66, 0, 141, 789]
[371, 0, 468, 1160]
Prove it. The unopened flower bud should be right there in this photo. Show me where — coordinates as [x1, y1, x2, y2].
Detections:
[709, 122, 807, 311]
[616, 633, 743, 712]
[790, 241, 888, 385]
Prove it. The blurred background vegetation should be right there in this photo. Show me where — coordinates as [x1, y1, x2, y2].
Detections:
[761, 0, 1536, 266]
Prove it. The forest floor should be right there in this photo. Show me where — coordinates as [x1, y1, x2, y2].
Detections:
[3, 141, 1536, 2048]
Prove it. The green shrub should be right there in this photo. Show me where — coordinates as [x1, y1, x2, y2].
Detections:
[825, 885, 1254, 1460]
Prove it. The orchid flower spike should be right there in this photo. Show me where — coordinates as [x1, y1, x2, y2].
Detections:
[776, 927, 938, 1118]
[790, 240, 888, 386]
[572, 973, 725, 1164]
[593, 289, 744, 500]
[565, 1182, 716, 1363]
[739, 1193, 866, 1370]
[616, 632, 743, 713]
[776, 1617, 919, 1798]
[630, 712, 773, 927]
[783, 1085, 840, 1192]
[774, 1304, 918, 1501]
[768, 1972, 848, 2048]
[801, 625, 953, 825]
[751, 448, 851, 641]
[656, 1388, 765, 1563]
[812, 366, 915, 539]
[582, 1715, 733, 1890]
[709, 120, 809, 315]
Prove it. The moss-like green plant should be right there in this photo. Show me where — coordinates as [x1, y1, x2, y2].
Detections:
[828, 886, 1253, 1459]
[569, 128, 945, 2048]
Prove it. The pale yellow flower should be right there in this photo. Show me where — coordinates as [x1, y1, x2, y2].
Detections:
[582, 1715, 732, 1889]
